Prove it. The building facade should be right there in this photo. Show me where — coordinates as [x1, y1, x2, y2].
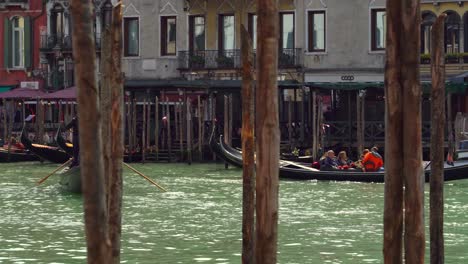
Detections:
[0, 0, 47, 91]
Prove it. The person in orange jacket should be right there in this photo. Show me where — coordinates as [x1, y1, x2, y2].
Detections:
[362, 146, 384, 172]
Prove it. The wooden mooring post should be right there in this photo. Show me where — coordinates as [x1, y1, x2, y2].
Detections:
[155, 96, 159, 161]
[430, 14, 446, 264]
[384, 0, 425, 263]
[224, 94, 229, 169]
[146, 99, 151, 158]
[288, 95, 292, 149]
[166, 96, 172, 162]
[198, 95, 202, 161]
[256, 0, 280, 261]
[178, 102, 184, 161]
[70, 0, 110, 261]
[142, 99, 146, 163]
[187, 98, 192, 165]
[108, 3, 124, 262]
[241, 24, 255, 264]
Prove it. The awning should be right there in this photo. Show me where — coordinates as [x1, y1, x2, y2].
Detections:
[0, 88, 46, 99]
[125, 79, 302, 90]
[40, 86, 76, 100]
[307, 81, 467, 94]
[0, 85, 15, 93]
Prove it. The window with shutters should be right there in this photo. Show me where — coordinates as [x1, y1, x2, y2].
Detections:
[161, 16, 177, 56]
[4, 16, 31, 69]
[12, 17, 25, 68]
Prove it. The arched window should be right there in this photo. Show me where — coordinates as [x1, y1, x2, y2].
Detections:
[12, 17, 25, 68]
[421, 11, 436, 54]
[51, 4, 65, 37]
[444, 11, 461, 54]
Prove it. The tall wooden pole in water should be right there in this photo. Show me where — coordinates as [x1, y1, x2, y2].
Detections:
[108, 3, 124, 262]
[384, 0, 424, 263]
[256, 0, 279, 262]
[430, 14, 446, 264]
[241, 25, 255, 264]
[224, 94, 229, 169]
[155, 96, 159, 160]
[70, 0, 110, 262]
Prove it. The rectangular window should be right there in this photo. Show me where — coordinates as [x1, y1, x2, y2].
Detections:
[308, 11, 325, 52]
[12, 17, 25, 68]
[189, 15, 205, 51]
[123, 17, 139, 57]
[218, 14, 235, 51]
[280, 12, 295, 50]
[248, 14, 257, 50]
[161, 16, 177, 56]
[371, 9, 386, 51]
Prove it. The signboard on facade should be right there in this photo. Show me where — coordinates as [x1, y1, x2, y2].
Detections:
[20, 82, 39, 90]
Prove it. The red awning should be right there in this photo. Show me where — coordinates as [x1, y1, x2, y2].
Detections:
[0, 88, 46, 99]
[41, 87, 76, 100]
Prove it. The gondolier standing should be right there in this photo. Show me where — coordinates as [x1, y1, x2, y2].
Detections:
[65, 116, 79, 167]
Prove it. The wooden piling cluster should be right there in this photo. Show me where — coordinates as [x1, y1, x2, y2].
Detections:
[430, 14, 446, 264]
[383, 0, 425, 263]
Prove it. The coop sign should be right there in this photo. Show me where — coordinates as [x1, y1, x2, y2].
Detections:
[341, 75, 355, 81]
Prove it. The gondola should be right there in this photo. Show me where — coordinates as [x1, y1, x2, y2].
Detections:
[21, 128, 71, 164]
[58, 166, 81, 193]
[210, 131, 468, 183]
[55, 127, 74, 156]
[0, 148, 39, 162]
[56, 127, 143, 163]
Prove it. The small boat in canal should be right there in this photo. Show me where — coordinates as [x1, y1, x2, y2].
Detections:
[21, 128, 71, 164]
[210, 132, 468, 183]
[55, 127, 74, 156]
[0, 148, 39, 162]
[58, 166, 81, 193]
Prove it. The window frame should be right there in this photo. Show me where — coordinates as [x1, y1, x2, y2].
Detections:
[160, 15, 177, 57]
[279, 11, 295, 51]
[123, 16, 140, 57]
[248, 13, 257, 50]
[11, 16, 25, 69]
[218, 13, 235, 52]
[307, 10, 326, 53]
[188, 15, 205, 52]
[370, 8, 386, 52]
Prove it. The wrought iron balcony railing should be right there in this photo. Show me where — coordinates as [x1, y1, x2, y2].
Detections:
[0, 0, 29, 4]
[40, 34, 101, 52]
[178, 48, 303, 70]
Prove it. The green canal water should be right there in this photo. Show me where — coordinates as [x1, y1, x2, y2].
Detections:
[1, 162, 468, 263]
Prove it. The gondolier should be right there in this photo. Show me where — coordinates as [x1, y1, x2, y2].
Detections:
[65, 116, 79, 167]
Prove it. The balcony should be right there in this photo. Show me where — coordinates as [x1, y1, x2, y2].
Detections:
[178, 48, 303, 70]
[0, 0, 28, 6]
[420, 53, 468, 64]
[40, 34, 101, 53]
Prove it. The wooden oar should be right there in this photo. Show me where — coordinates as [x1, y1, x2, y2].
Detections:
[123, 162, 167, 192]
[36, 159, 73, 186]
[279, 160, 320, 172]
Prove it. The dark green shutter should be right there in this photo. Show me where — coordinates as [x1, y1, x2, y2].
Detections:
[24, 16, 32, 69]
[3, 17, 11, 68]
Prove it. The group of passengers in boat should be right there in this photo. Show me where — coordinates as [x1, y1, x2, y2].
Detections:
[314, 147, 384, 172]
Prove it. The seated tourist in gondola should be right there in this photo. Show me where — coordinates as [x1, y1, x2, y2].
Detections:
[362, 147, 384, 172]
[337, 151, 355, 170]
[321, 150, 339, 171]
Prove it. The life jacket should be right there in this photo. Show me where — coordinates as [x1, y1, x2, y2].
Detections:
[363, 152, 383, 172]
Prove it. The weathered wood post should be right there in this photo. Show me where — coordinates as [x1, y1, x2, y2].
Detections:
[70, 0, 110, 261]
[229, 94, 233, 147]
[100, 7, 112, 204]
[212, 93, 217, 161]
[3, 98, 7, 144]
[146, 99, 150, 155]
[356, 90, 364, 156]
[155, 96, 159, 161]
[187, 98, 192, 165]
[142, 99, 146, 163]
[430, 14, 446, 264]
[201, 99, 207, 160]
[241, 25, 255, 264]
[224, 94, 229, 169]
[384, 0, 425, 263]
[166, 96, 172, 162]
[312, 91, 317, 160]
[108, 3, 124, 262]
[178, 103, 184, 161]
[198, 95, 202, 161]
[256, 0, 279, 261]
